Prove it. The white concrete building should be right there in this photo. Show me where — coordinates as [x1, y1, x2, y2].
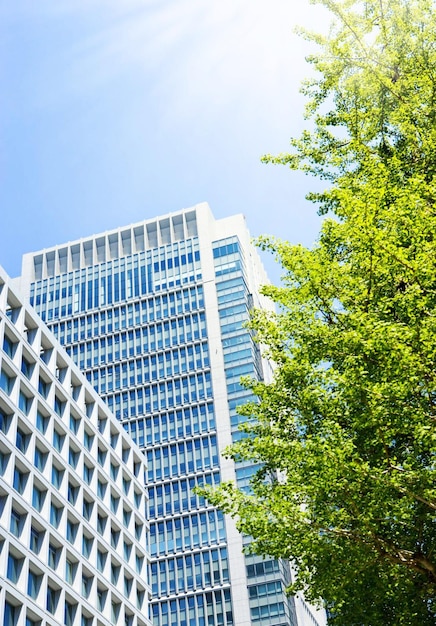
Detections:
[0, 266, 151, 626]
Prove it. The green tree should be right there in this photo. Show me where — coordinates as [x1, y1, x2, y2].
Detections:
[200, 1, 436, 624]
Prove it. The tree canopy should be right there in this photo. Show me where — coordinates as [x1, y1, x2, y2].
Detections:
[200, 1, 436, 624]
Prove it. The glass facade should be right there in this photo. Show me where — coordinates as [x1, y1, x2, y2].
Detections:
[21, 205, 323, 626]
[213, 237, 298, 626]
[28, 227, 235, 625]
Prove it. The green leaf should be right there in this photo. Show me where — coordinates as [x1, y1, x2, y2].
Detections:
[202, 2, 436, 624]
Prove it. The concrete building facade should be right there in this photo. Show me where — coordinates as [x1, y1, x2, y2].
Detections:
[0, 267, 151, 626]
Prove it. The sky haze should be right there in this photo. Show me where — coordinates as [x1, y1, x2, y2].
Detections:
[0, 0, 331, 284]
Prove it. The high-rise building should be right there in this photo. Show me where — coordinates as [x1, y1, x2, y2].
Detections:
[18, 203, 325, 626]
[0, 265, 151, 626]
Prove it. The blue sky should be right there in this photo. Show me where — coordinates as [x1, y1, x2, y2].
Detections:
[0, 0, 330, 284]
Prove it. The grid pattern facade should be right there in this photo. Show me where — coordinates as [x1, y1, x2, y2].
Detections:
[0, 268, 151, 626]
[20, 203, 324, 626]
[213, 237, 298, 626]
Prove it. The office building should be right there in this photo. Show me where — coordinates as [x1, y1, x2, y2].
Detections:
[18, 203, 324, 626]
[0, 266, 151, 626]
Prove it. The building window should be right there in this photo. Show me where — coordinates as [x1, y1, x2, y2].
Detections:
[71, 384, 81, 401]
[69, 447, 80, 468]
[21, 357, 34, 379]
[123, 508, 131, 527]
[70, 414, 80, 435]
[136, 588, 145, 610]
[64, 601, 77, 626]
[83, 463, 93, 485]
[54, 395, 65, 417]
[110, 494, 119, 513]
[7, 553, 24, 583]
[50, 503, 62, 528]
[124, 576, 133, 596]
[46, 586, 60, 614]
[30, 526, 43, 553]
[53, 429, 65, 452]
[97, 588, 107, 612]
[111, 602, 121, 625]
[97, 549, 107, 572]
[68, 482, 79, 505]
[0, 408, 11, 433]
[122, 477, 131, 495]
[97, 514, 107, 535]
[38, 378, 49, 399]
[134, 490, 142, 509]
[36, 411, 49, 434]
[124, 541, 132, 561]
[135, 522, 143, 541]
[65, 559, 78, 584]
[4, 601, 19, 626]
[13, 466, 28, 494]
[0, 449, 9, 475]
[0, 369, 14, 394]
[97, 447, 107, 466]
[16, 427, 30, 452]
[51, 465, 64, 489]
[27, 570, 42, 599]
[82, 535, 93, 559]
[32, 485, 45, 512]
[83, 498, 93, 521]
[110, 463, 119, 480]
[48, 543, 61, 569]
[34, 447, 47, 472]
[111, 563, 120, 585]
[10, 509, 26, 537]
[82, 574, 92, 598]
[18, 392, 32, 416]
[97, 479, 107, 499]
[3, 335, 17, 358]
[67, 520, 79, 544]
[84, 430, 94, 451]
[136, 554, 143, 574]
